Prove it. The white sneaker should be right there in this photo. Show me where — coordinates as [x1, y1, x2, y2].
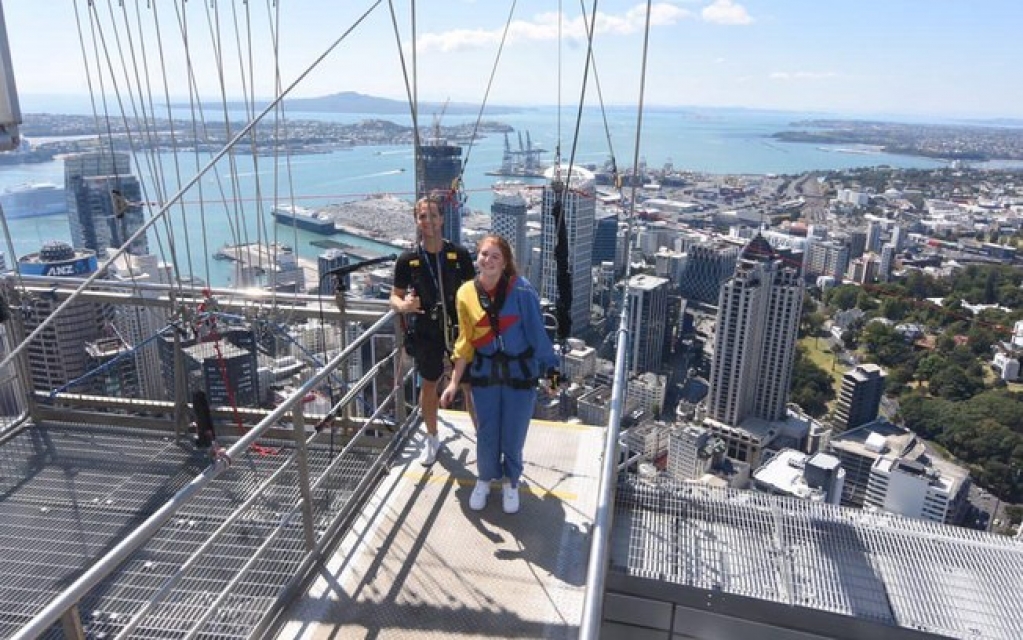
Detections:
[502, 482, 520, 514]
[469, 480, 490, 511]
[420, 435, 439, 466]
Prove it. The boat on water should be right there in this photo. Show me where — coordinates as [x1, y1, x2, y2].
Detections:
[271, 204, 336, 234]
[0, 182, 67, 219]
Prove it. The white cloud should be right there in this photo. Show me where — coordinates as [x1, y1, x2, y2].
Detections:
[701, 0, 753, 26]
[416, 3, 692, 53]
[770, 71, 838, 80]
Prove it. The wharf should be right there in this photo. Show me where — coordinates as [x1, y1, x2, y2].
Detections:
[213, 242, 292, 266]
[213, 242, 319, 291]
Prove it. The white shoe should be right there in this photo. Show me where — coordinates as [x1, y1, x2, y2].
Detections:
[502, 482, 520, 514]
[469, 480, 490, 511]
[420, 435, 439, 466]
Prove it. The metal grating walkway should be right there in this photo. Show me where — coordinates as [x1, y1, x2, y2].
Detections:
[274, 409, 606, 639]
[610, 476, 1023, 640]
[0, 421, 378, 639]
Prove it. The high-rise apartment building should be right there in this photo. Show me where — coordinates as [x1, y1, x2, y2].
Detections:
[417, 142, 463, 244]
[890, 224, 905, 251]
[843, 230, 867, 260]
[805, 240, 849, 281]
[707, 234, 804, 426]
[16, 241, 112, 393]
[592, 210, 619, 266]
[626, 274, 669, 374]
[879, 243, 896, 282]
[833, 363, 886, 432]
[846, 254, 880, 284]
[677, 241, 740, 305]
[64, 151, 148, 257]
[541, 165, 595, 336]
[107, 252, 173, 400]
[866, 219, 883, 253]
[490, 191, 528, 263]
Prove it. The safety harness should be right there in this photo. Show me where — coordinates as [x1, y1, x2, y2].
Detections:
[404, 240, 469, 354]
[468, 275, 536, 390]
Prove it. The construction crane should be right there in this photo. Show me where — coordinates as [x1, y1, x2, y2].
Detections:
[430, 98, 449, 143]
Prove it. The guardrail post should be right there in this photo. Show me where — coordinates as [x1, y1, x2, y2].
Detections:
[59, 604, 85, 640]
[291, 402, 317, 550]
[394, 315, 408, 426]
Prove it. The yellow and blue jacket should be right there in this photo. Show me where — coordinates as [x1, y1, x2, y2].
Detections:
[452, 275, 558, 389]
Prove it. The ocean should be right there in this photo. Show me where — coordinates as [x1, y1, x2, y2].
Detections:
[0, 100, 980, 286]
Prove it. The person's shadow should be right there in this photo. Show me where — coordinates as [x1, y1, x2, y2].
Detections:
[434, 441, 588, 587]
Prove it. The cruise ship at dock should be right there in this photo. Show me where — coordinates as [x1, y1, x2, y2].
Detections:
[271, 204, 336, 234]
[0, 182, 66, 218]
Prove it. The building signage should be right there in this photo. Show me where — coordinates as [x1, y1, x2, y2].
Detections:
[18, 255, 97, 277]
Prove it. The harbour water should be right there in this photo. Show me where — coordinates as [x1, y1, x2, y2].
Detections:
[0, 100, 978, 286]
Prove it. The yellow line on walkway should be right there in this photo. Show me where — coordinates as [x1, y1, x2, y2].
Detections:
[401, 468, 579, 501]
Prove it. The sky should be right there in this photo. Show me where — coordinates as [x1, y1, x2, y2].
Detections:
[3, 0, 1023, 120]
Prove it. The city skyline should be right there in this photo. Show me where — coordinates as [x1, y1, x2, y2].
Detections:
[3, 1, 1022, 120]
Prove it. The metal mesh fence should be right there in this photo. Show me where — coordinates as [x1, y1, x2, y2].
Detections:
[612, 475, 1023, 640]
[0, 421, 385, 639]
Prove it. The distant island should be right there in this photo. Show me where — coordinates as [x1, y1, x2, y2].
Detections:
[3, 111, 514, 166]
[773, 119, 1023, 162]
[172, 91, 525, 116]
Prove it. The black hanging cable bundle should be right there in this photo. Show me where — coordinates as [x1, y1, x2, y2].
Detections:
[550, 184, 573, 343]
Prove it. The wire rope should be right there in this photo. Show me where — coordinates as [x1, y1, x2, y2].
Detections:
[149, 0, 197, 301]
[387, 0, 421, 199]
[456, 0, 519, 187]
[0, 0, 390, 374]
[577, 0, 620, 188]
[264, 0, 302, 326]
[79, 2, 165, 313]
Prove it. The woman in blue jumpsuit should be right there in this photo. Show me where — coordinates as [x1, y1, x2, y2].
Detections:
[440, 234, 558, 514]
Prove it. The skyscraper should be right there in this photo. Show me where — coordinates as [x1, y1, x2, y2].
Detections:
[16, 241, 113, 393]
[541, 165, 595, 337]
[866, 219, 883, 253]
[417, 142, 463, 244]
[805, 240, 850, 282]
[707, 234, 804, 426]
[490, 191, 528, 262]
[592, 210, 619, 266]
[107, 252, 172, 400]
[64, 151, 148, 257]
[626, 274, 669, 374]
[677, 241, 740, 305]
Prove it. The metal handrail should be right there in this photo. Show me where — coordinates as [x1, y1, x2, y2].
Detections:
[578, 286, 631, 639]
[12, 308, 400, 640]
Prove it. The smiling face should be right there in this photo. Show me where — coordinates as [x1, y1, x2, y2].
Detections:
[476, 238, 507, 282]
[414, 198, 444, 245]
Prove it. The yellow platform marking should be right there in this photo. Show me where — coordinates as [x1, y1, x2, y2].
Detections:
[401, 468, 579, 501]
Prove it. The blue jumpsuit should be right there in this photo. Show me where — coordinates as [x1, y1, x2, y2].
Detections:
[452, 275, 558, 485]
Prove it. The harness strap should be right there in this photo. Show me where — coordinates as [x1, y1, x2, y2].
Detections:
[468, 346, 535, 388]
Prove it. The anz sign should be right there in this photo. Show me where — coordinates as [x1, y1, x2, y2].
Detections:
[19, 256, 98, 278]
[44, 264, 83, 277]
